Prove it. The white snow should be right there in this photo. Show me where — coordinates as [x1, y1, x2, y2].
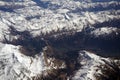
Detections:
[0, 44, 66, 80]
[0, 44, 44, 79]
[0, 0, 119, 38]
[72, 51, 109, 80]
[0, 0, 120, 80]
[91, 27, 118, 37]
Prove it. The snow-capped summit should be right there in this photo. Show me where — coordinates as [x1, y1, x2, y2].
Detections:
[0, 0, 120, 80]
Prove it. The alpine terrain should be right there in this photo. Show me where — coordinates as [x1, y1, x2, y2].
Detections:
[0, 0, 120, 80]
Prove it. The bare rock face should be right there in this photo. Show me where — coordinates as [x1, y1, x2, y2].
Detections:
[0, 0, 120, 80]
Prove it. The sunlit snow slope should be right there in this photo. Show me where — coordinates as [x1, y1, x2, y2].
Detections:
[0, 0, 120, 80]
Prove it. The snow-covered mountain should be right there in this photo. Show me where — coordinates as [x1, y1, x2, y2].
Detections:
[0, 0, 120, 80]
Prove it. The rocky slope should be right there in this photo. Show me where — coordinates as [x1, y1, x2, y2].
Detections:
[0, 0, 120, 80]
